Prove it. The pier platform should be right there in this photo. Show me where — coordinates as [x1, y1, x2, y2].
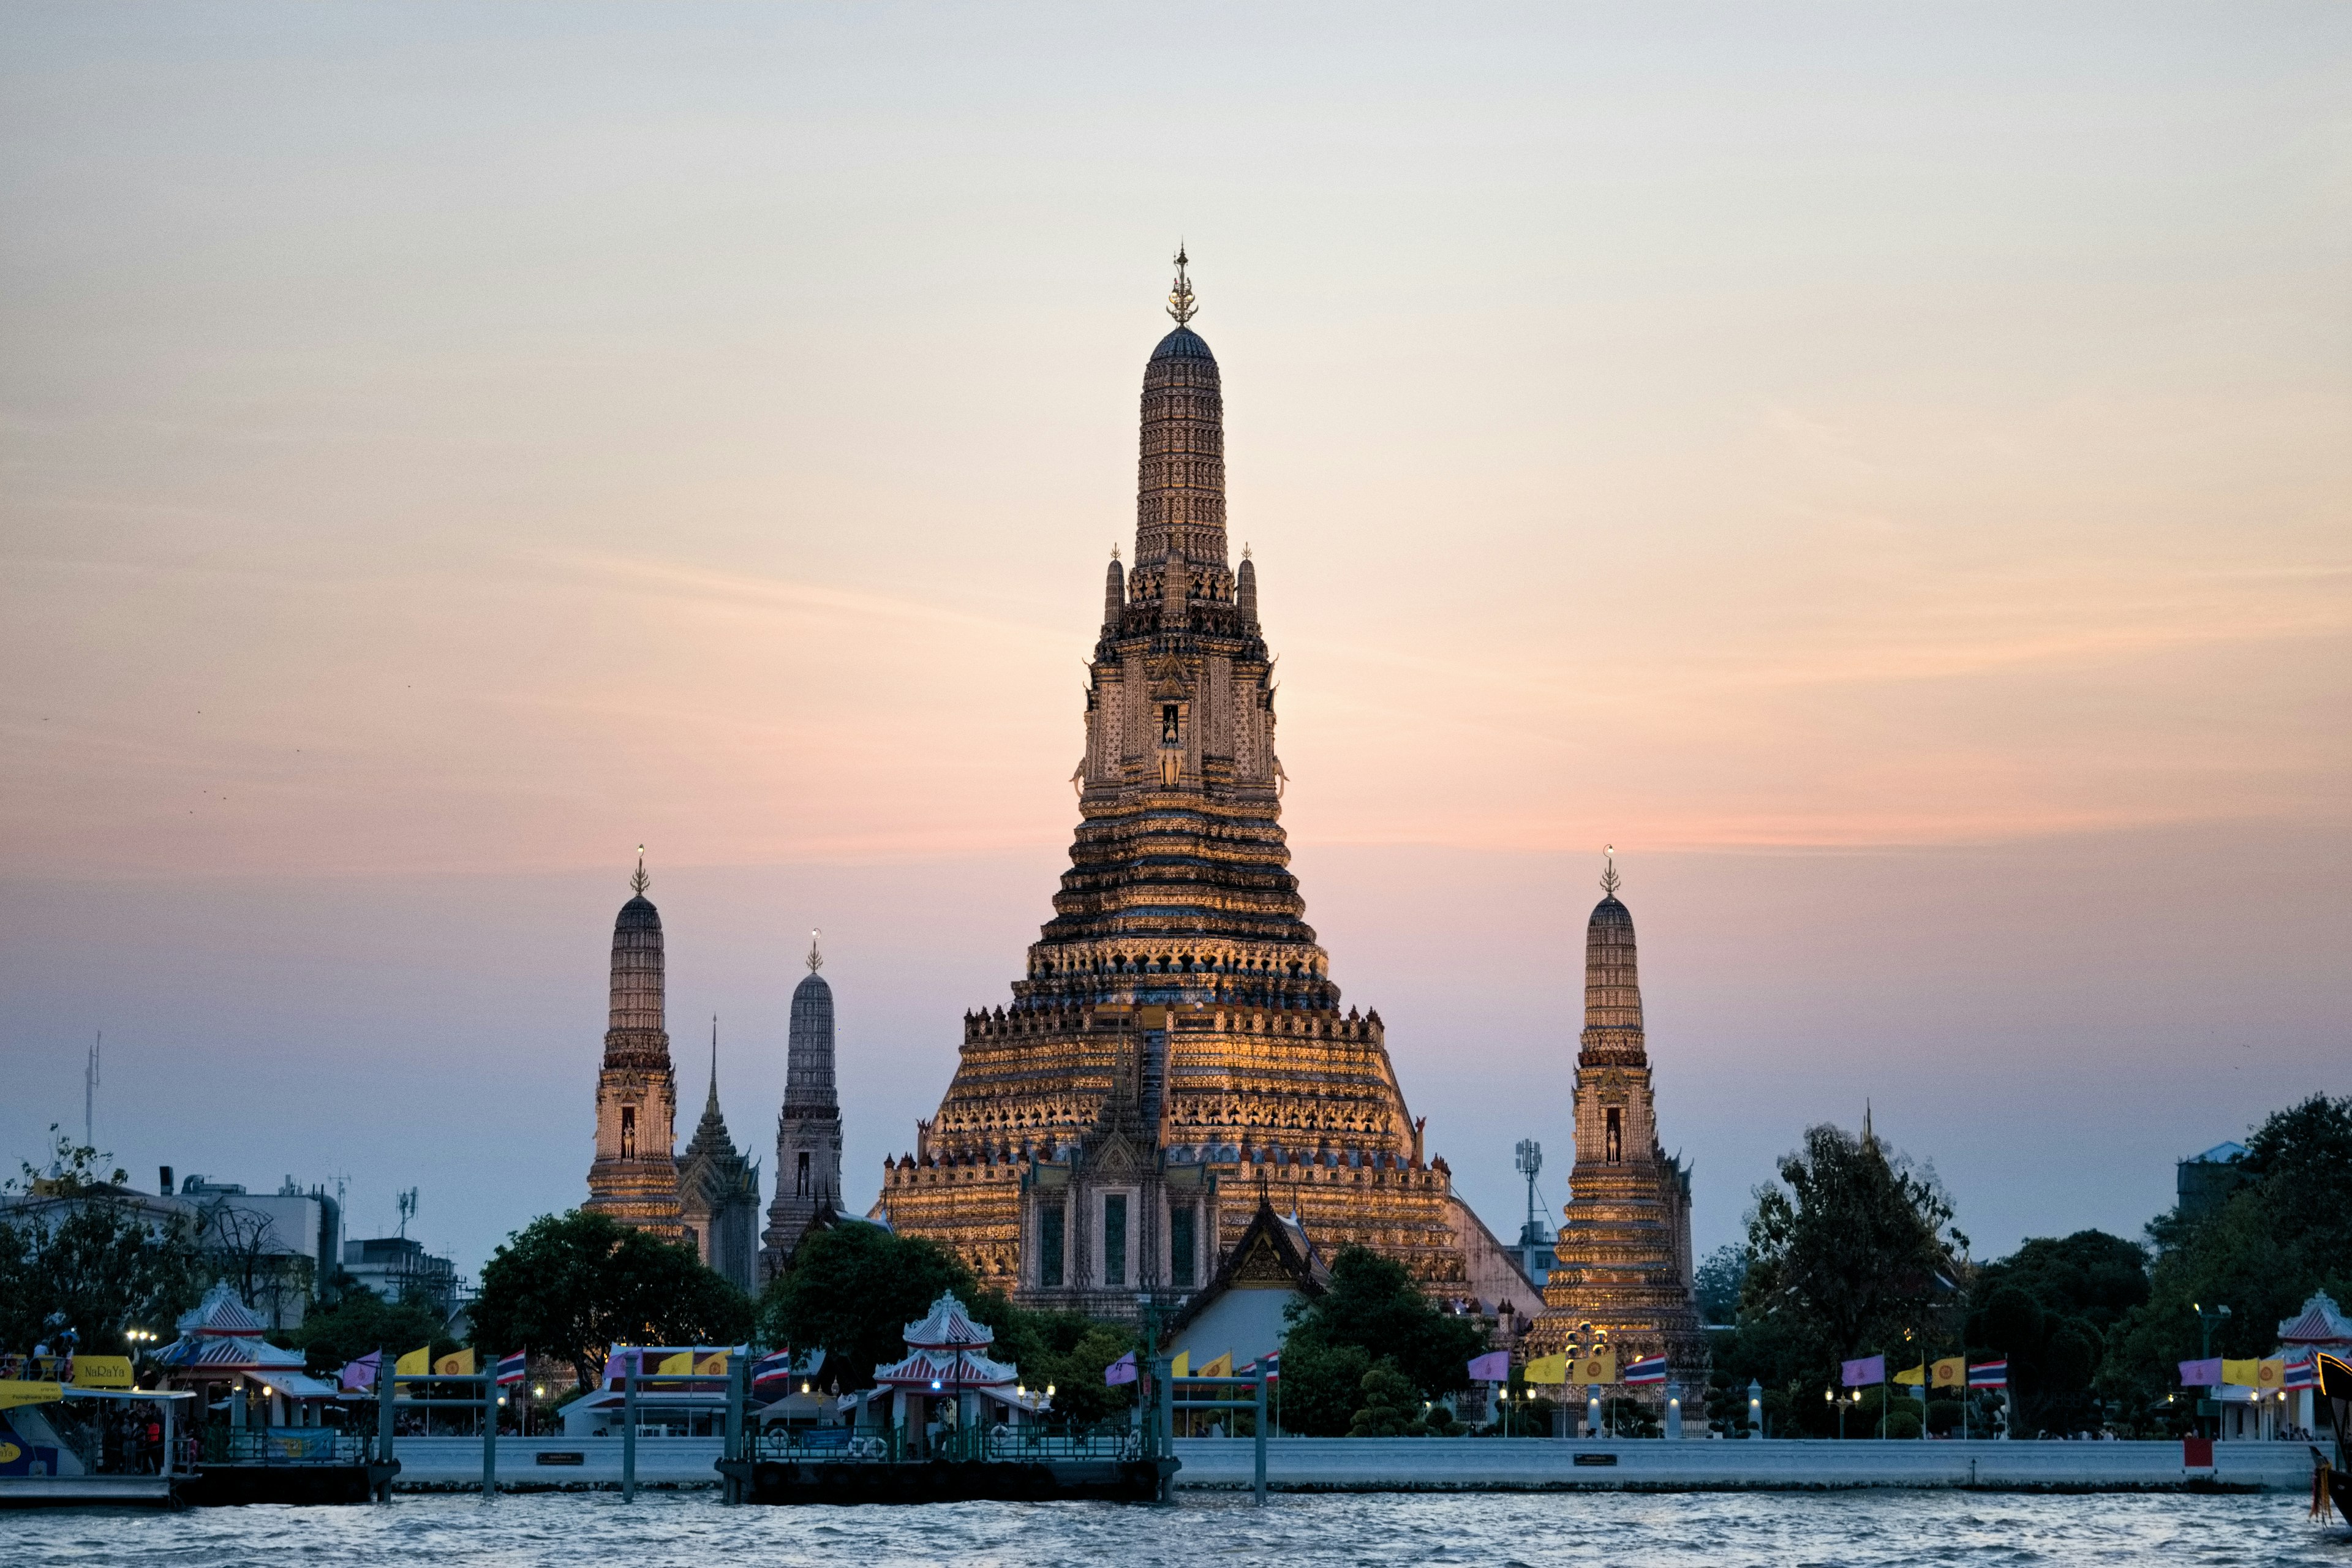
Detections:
[1169, 1437, 2319, 1493]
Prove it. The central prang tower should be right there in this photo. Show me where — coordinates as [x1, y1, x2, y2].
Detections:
[879, 255, 1469, 1317]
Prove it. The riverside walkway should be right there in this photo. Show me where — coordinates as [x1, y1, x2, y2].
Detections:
[380, 1435, 2315, 1493]
[1170, 1437, 2316, 1493]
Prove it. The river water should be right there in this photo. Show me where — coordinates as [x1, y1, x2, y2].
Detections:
[13, 1490, 2348, 1567]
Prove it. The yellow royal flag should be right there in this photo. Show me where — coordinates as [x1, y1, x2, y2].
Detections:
[1893, 1363, 1927, 1387]
[1575, 1352, 1617, 1387]
[1931, 1358, 1967, 1390]
[435, 1348, 476, 1377]
[655, 1352, 693, 1377]
[1198, 1352, 1233, 1379]
[695, 1351, 729, 1376]
[2220, 1359, 2260, 1388]
[0, 1379, 64, 1412]
[2256, 1358, 2285, 1391]
[69, 1356, 134, 1390]
[395, 1347, 431, 1377]
[1170, 1351, 1191, 1379]
[1523, 1352, 1570, 1385]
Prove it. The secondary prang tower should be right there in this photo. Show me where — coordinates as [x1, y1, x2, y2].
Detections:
[878, 254, 1468, 1317]
[1524, 851, 1707, 1414]
[761, 932, 843, 1276]
[585, 855, 685, 1240]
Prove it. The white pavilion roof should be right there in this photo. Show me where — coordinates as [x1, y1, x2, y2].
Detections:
[902, 1292, 994, 1349]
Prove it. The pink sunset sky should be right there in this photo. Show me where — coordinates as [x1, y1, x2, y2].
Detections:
[4, 3, 2346, 1280]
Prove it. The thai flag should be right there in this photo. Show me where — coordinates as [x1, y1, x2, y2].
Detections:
[496, 1352, 527, 1387]
[752, 1350, 796, 1396]
[1967, 1359, 2008, 1389]
[2284, 1357, 2316, 1392]
[1623, 1355, 1668, 1385]
[1257, 1352, 1279, 1383]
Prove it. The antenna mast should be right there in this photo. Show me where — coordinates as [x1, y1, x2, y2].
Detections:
[85, 1032, 101, 1151]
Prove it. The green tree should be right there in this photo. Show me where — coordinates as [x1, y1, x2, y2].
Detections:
[2101, 1095, 2352, 1423]
[281, 1278, 452, 1376]
[1347, 1359, 1427, 1436]
[976, 1305, 1134, 1425]
[1694, 1244, 1750, 1326]
[1273, 1337, 1371, 1436]
[0, 1129, 203, 1355]
[470, 1209, 753, 1390]
[1965, 1231, 2145, 1438]
[1742, 1123, 1964, 1387]
[1282, 1245, 1488, 1404]
[759, 1222, 978, 1392]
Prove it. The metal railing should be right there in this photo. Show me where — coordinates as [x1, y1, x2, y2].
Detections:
[206, 1427, 371, 1467]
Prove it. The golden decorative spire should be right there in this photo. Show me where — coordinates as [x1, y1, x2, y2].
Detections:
[1600, 844, 1620, 899]
[807, 929, 824, 974]
[1166, 244, 1197, 325]
[631, 846, 650, 897]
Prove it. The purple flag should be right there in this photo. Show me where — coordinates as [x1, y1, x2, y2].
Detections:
[1841, 1355, 1886, 1387]
[1104, 1351, 1137, 1386]
[339, 1352, 381, 1393]
[2179, 1357, 2223, 1387]
[1468, 1351, 1510, 1382]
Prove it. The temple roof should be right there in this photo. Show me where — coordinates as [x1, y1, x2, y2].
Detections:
[1150, 325, 1215, 363]
[616, 894, 660, 932]
[873, 1345, 1020, 1390]
[174, 1281, 267, 1338]
[2279, 1291, 2352, 1346]
[902, 1292, 994, 1349]
[1167, 1195, 1327, 1338]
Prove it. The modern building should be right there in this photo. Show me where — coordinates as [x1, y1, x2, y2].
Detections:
[1523, 857, 1708, 1420]
[875, 255, 1474, 1317]
[2176, 1141, 2250, 1222]
[585, 856, 686, 1241]
[761, 935, 844, 1276]
[677, 1023, 762, 1294]
[341, 1235, 459, 1316]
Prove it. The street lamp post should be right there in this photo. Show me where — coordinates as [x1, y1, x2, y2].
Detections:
[2192, 1302, 2231, 1439]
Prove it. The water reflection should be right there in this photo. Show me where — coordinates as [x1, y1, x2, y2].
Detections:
[12, 1488, 2345, 1567]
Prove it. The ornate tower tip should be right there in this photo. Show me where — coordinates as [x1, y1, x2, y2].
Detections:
[1167, 245, 1197, 326]
[807, 929, 824, 974]
[1600, 844, 1620, 899]
[631, 846, 650, 897]
[1110, 542, 1120, 561]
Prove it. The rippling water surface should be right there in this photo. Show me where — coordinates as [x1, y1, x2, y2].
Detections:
[15, 1491, 2350, 1567]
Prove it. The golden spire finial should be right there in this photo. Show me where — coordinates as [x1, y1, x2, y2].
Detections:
[631, 846, 650, 897]
[1600, 844, 1620, 898]
[1166, 244, 1197, 326]
[807, 929, 824, 974]
[1111, 542, 1120, 562]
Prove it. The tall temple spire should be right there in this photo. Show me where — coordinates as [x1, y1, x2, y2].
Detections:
[881, 264, 1473, 1319]
[1134, 251, 1226, 571]
[763, 927, 844, 1276]
[1528, 855, 1706, 1414]
[677, 1012, 759, 1291]
[586, 856, 684, 1240]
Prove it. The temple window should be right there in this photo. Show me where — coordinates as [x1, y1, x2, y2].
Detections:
[1039, 1204, 1065, 1289]
[1103, 1194, 1129, 1287]
[620, 1105, 636, 1160]
[1171, 1204, 1197, 1289]
[796, 1150, 811, 1196]
[1606, 1107, 1623, 1164]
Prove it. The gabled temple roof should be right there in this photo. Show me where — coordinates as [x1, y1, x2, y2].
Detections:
[1167, 1194, 1328, 1338]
